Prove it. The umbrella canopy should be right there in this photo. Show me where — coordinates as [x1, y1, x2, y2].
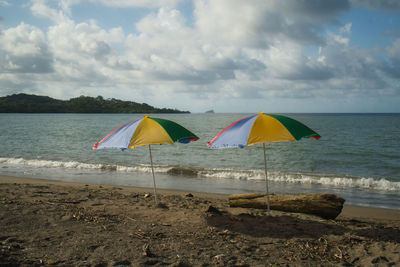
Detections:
[93, 115, 198, 150]
[93, 115, 199, 203]
[208, 112, 320, 214]
[208, 112, 320, 148]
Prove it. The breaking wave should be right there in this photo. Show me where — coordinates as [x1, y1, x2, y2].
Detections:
[1, 157, 399, 192]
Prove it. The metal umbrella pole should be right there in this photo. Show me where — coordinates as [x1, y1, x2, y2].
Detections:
[263, 143, 271, 215]
[148, 145, 158, 204]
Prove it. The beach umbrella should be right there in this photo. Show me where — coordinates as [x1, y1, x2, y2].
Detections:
[207, 112, 320, 215]
[93, 115, 199, 204]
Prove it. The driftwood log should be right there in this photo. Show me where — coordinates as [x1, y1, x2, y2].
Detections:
[228, 193, 345, 220]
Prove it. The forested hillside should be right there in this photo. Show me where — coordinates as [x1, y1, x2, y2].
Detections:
[0, 94, 189, 113]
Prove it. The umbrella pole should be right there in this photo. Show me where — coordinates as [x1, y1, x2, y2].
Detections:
[263, 143, 271, 215]
[148, 145, 158, 204]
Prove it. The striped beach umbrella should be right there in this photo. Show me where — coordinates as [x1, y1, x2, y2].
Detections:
[208, 112, 320, 214]
[93, 115, 199, 203]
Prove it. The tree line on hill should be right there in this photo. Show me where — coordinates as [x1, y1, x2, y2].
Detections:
[0, 94, 189, 113]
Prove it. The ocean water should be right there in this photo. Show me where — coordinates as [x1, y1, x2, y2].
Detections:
[0, 113, 399, 209]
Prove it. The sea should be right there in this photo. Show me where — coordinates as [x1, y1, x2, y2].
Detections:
[0, 113, 399, 210]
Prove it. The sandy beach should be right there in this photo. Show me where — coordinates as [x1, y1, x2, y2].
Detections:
[1, 175, 399, 266]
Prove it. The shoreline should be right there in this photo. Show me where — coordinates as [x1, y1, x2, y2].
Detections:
[1, 175, 399, 221]
[1, 157, 399, 211]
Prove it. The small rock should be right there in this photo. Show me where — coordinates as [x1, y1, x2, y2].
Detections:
[142, 244, 155, 257]
[169, 260, 191, 267]
[351, 257, 360, 264]
[144, 193, 151, 198]
[371, 256, 389, 264]
[185, 193, 194, 198]
[113, 260, 131, 266]
[167, 167, 197, 176]
[206, 205, 222, 215]
[157, 202, 169, 209]
[61, 215, 72, 221]
[143, 259, 159, 265]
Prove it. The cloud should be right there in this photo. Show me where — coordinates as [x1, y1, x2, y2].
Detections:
[125, 7, 267, 85]
[194, 0, 350, 48]
[380, 38, 400, 78]
[89, 0, 182, 8]
[44, 17, 136, 93]
[0, 1, 11, 7]
[386, 39, 400, 61]
[30, 0, 66, 22]
[321, 37, 374, 76]
[313, 28, 396, 96]
[253, 42, 333, 81]
[135, 7, 187, 35]
[0, 23, 53, 73]
[278, 0, 350, 22]
[351, 0, 400, 12]
[340, 23, 352, 35]
[47, 19, 124, 59]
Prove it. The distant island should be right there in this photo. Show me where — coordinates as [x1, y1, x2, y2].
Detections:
[205, 110, 214, 114]
[0, 94, 189, 114]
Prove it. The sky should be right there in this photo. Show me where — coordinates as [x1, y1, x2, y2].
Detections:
[0, 0, 400, 113]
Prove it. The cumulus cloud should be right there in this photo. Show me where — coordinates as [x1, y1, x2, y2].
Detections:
[125, 7, 267, 87]
[44, 17, 136, 95]
[194, 0, 350, 48]
[30, 0, 67, 22]
[250, 42, 333, 81]
[0, 23, 53, 73]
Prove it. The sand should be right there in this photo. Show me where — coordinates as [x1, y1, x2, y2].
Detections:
[1, 175, 399, 266]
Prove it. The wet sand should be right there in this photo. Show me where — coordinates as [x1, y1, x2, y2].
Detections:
[1, 175, 399, 266]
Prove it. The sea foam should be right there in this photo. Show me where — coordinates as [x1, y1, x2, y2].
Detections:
[1, 157, 399, 192]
